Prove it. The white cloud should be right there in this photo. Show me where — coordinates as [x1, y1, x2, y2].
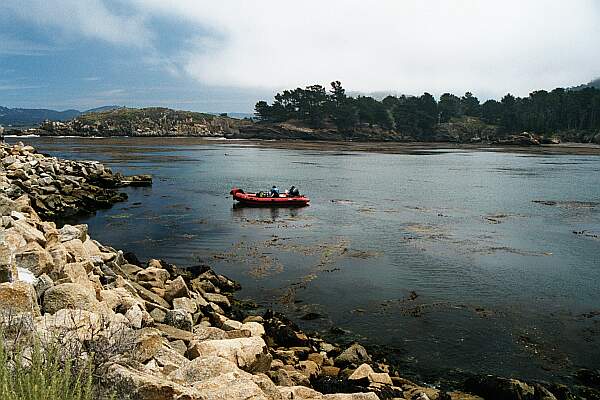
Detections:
[1, 0, 151, 47]
[127, 0, 600, 98]
[3, 0, 600, 98]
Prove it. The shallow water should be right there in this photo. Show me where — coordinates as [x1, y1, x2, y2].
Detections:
[12, 137, 600, 385]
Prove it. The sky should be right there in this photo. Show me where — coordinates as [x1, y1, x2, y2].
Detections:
[1, 0, 599, 113]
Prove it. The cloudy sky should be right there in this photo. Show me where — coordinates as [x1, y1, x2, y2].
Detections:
[1, 0, 599, 112]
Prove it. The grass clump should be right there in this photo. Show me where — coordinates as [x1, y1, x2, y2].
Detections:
[0, 336, 94, 400]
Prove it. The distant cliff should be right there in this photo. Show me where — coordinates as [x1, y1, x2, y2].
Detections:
[28, 107, 249, 137]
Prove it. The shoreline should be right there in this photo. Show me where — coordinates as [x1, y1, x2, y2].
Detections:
[7, 135, 600, 156]
[1, 140, 599, 399]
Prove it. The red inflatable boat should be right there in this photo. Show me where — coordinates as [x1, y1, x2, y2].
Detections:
[230, 188, 310, 207]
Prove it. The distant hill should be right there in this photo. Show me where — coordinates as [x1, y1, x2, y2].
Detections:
[0, 105, 127, 127]
[0, 105, 253, 128]
[82, 105, 124, 114]
[30, 107, 249, 137]
[0, 106, 80, 127]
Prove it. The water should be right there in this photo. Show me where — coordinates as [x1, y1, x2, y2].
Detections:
[11, 137, 600, 385]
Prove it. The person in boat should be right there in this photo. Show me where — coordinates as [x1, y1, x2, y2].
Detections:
[287, 185, 300, 197]
[270, 185, 280, 197]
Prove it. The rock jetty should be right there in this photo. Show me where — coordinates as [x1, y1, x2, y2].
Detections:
[0, 142, 151, 220]
[0, 142, 593, 400]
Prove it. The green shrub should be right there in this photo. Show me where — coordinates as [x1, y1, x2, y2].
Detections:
[0, 336, 94, 400]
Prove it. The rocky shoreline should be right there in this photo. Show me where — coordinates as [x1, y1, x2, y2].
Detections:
[1, 142, 598, 400]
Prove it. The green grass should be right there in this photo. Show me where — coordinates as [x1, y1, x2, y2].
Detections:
[0, 337, 94, 400]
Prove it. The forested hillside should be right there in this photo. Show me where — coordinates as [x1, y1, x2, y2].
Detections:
[254, 82, 600, 142]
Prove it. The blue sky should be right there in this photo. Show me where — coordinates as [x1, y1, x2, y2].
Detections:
[1, 1, 600, 112]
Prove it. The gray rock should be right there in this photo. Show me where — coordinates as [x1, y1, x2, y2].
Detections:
[335, 343, 371, 368]
[203, 292, 231, 309]
[165, 309, 193, 331]
[149, 307, 166, 323]
[34, 273, 53, 300]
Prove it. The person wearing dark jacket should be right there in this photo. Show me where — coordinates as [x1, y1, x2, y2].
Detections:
[270, 185, 280, 197]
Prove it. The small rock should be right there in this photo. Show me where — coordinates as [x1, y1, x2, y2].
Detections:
[172, 296, 197, 314]
[321, 366, 341, 377]
[136, 267, 170, 289]
[169, 339, 188, 356]
[165, 309, 193, 331]
[149, 307, 167, 323]
[241, 321, 265, 337]
[270, 368, 310, 387]
[298, 360, 321, 380]
[58, 224, 86, 242]
[243, 315, 264, 323]
[34, 273, 53, 300]
[349, 363, 374, 382]
[203, 292, 231, 309]
[221, 318, 243, 331]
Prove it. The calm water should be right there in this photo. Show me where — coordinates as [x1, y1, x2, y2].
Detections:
[11, 137, 600, 385]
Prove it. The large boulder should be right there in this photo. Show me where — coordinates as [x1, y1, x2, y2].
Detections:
[14, 241, 54, 276]
[0, 281, 40, 316]
[8, 219, 46, 246]
[191, 370, 277, 400]
[278, 387, 380, 400]
[134, 328, 164, 363]
[99, 287, 141, 312]
[57, 261, 94, 288]
[172, 296, 197, 314]
[62, 239, 91, 262]
[335, 343, 371, 368]
[164, 276, 190, 303]
[188, 336, 272, 373]
[136, 267, 170, 289]
[130, 281, 170, 309]
[58, 224, 87, 242]
[241, 321, 266, 337]
[269, 368, 310, 387]
[42, 282, 100, 314]
[152, 344, 190, 373]
[169, 355, 242, 385]
[102, 363, 191, 400]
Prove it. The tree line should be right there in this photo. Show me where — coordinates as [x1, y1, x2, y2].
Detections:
[254, 81, 600, 138]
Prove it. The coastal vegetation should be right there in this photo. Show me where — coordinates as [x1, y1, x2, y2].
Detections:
[0, 336, 94, 400]
[254, 81, 600, 142]
[4, 81, 600, 144]
[28, 107, 243, 137]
